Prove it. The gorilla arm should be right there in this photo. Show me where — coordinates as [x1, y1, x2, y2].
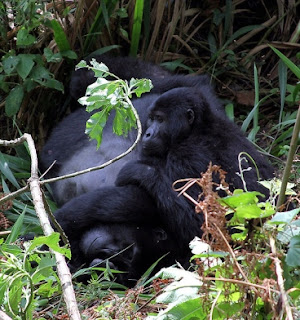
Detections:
[115, 160, 204, 247]
[54, 185, 157, 240]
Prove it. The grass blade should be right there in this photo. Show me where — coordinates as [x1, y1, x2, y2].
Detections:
[129, 0, 144, 56]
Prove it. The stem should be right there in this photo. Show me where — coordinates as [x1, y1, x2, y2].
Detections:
[269, 236, 294, 319]
[277, 105, 300, 209]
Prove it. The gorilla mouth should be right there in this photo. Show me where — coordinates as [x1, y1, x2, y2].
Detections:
[142, 143, 166, 157]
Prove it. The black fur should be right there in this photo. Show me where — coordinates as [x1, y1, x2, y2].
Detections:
[54, 85, 273, 251]
[41, 55, 219, 205]
[42, 55, 273, 284]
[70, 222, 179, 286]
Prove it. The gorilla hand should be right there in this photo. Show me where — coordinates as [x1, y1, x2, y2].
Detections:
[115, 161, 155, 187]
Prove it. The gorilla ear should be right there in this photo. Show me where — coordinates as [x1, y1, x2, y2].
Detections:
[187, 109, 195, 124]
[154, 228, 168, 241]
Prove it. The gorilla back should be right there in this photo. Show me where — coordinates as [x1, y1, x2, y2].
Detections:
[40, 94, 158, 205]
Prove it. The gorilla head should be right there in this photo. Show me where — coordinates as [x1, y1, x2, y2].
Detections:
[70, 223, 178, 286]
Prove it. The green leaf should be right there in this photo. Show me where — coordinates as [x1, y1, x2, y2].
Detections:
[8, 277, 23, 314]
[16, 29, 36, 47]
[23, 78, 38, 92]
[29, 233, 71, 259]
[129, 78, 153, 97]
[39, 78, 64, 91]
[286, 235, 300, 267]
[157, 297, 205, 319]
[213, 302, 245, 319]
[259, 202, 275, 218]
[32, 256, 57, 283]
[113, 106, 136, 136]
[30, 65, 64, 91]
[85, 110, 109, 148]
[16, 54, 35, 80]
[6, 211, 25, 244]
[269, 208, 300, 225]
[5, 85, 24, 116]
[50, 19, 71, 52]
[0, 75, 9, 92]
[44, 48, 62, 63]
[61, 50, 77, 60]
[277, 220, 300, 245]
[220, 190, 262, 208]
[129, 0, 144, 56]
[270, 46, 300, 79]
[235, 204, 262, 219]
[90, 45, 121, 57]
[2, 55, 20, 75]
[90, 59, 110, 77]
[75, 60, 88, 69]
[86, 77, 110, 95]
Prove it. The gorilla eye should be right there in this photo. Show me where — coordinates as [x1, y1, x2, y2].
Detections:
[156, 115, 164, 123]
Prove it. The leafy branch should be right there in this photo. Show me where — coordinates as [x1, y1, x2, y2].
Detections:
[76, 58, 153, 148]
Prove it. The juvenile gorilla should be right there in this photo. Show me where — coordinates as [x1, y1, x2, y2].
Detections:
[54, 86, 274, 254]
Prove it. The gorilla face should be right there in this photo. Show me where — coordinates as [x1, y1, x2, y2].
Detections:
[79, 224, 138, 272]
[142, 88, 196, 157]
[78, 223, 173, 286]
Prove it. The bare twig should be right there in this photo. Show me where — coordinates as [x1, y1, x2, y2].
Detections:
[214, 224, 252, 286]
[0, 310, 13, 320]
[269, 236, 294, 320]
[0, 185, 29, 205]
[0, 102, 143, 206]
[209, 290, 221, 320]
[0, 134, 82, 320]
[201, 277, 280, 294]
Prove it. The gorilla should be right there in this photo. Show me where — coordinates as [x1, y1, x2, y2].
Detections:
[52, 87, 274, 249]
[72, 221, 179, 286]
[41, 55, 220, 206]
[41, 55, 217, 283]
[41, 55, 273, 284]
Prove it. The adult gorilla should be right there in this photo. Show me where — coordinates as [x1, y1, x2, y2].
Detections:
[70, 215, 179, 286]
[53, 85, 274, 253]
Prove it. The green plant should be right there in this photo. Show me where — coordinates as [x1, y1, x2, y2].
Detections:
[0, 145, 43, 234]
[75, 59, 153, 148]
[0, 213, 70, 320]
[0, 0, 77, 117]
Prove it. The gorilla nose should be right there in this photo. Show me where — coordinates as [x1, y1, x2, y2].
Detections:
[143, 128, 153, 141]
